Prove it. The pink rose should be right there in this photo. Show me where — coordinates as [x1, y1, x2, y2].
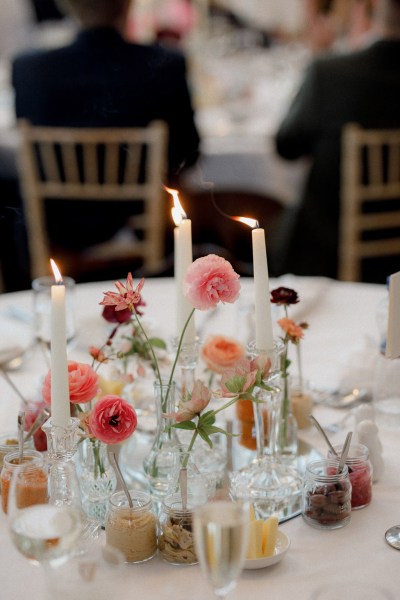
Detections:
[183, 254, 240, 310]
[42, 361, 100, 405]
[201, 335, 245, 374]
[164, 380, 211, 422]
[88, 395, 137, 444]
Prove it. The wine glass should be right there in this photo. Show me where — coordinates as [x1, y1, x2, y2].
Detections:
[193, 501, 249, 599]
[7, 458, 82, 568]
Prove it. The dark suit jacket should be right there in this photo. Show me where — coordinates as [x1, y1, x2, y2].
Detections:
[274, 39, 400, 282]
[12, 27, 200, 249]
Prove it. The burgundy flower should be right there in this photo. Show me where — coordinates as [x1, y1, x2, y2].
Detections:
[102, 305, 132, 324]
[270, 287, 299, 305]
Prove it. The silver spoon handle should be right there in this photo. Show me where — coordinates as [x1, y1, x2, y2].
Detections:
[338, 431, 353, 473]
[109, 451, 133, 508]
[309, 414, 338, 456]
[24, 407, 50, 443]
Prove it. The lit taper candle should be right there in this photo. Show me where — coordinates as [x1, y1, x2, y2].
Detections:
[166, 187, 196, 344]
[50, 259, 70, 428]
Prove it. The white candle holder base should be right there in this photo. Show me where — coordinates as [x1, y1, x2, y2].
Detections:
[42, 416, 82, 508]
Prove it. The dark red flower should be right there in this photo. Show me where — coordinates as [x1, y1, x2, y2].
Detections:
[270, 287, 299, 305]
[102, 305, 132, 324]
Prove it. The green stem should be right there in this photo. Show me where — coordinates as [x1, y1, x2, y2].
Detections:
[165, 308, 196, 405]
[133, 310, 164, 402]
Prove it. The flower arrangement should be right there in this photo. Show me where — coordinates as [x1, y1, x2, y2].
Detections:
[271, 286, 308, 448]
[99, 254, 241, 415]
[41, 360, 137, 477]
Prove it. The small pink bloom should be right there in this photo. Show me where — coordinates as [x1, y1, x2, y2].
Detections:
[89, 395, 137, 444]
[42, 361, 100, 405]
[278, 317, 305, 342]
[89, 346, 108, 363]
[220, 359, 257, 396]
[183, 254, 240, 311]
[201, 335, 245, 374]
[250, 354, 271, 380]
[100, 274, 145, 313]
[79, 411, 95, 438]
[165, 380, 211, 422]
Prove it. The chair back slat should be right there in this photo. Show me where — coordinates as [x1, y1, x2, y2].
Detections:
[17, 119, 168, 279]
[339, 123, 400, 281]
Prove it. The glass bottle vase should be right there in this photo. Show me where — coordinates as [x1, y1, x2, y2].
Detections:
[143, 380, 181, 508]
[79, 438, 117, 527]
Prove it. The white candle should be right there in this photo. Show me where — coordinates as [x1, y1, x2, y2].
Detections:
[386, 271, 400, 359]
[174, 217, 196, 344]
[50, 260, 70, 429]
[252, 227, 274, 352]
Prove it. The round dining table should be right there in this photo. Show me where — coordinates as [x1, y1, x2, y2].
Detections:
[0, 274, 398, 600]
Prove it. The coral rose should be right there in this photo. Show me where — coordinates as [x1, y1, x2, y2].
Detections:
[42, 361, 100, 405]
[88, 395, 137, 444]
[201, 335, 245, 374]
[183, 254, 240, 310]
[278, 318, 305, 343]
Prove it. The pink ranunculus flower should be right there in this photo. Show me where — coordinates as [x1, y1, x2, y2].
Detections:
[201, 335, 245, 374]
[100, 273, 145, 313]
[250, 353, 272, 381]
[183, 254, 240, 311]
[165, 380, 212, 422]
[220, 359, 257, 397]
[42, 361, 100, 406]
[88, 395, 137, 444]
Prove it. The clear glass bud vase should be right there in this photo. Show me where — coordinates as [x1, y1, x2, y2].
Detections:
[79, 438, 117, 527]
[143, 380, 181, 508]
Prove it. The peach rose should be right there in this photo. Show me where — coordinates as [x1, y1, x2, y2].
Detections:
[201, 335, 245, 374]
[42, 361, 100, 405]
[278, 317, 305, 342]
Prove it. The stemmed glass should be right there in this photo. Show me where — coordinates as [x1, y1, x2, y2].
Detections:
[7, 459, 82, 568]
[193, 501, 249, 600]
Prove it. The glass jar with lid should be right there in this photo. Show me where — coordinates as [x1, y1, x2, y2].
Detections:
[328, 443, 372, 509]
[105, 490, 158, 563]
[302, 459, 352, 529]
[1, 449, 48, 514]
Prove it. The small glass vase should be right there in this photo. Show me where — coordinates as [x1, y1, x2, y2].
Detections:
[229, 340, 303, 521]
[79, 438, 117, 527]
[277, 363, 298, 460]
[143, 380, 181, 508]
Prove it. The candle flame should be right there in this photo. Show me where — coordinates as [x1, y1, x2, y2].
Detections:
[164, 185, 187, 225]
[232, 216, 259, 229]
[50, 258, 63, 284]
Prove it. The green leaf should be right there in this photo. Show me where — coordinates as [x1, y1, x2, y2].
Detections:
[203, 425, 227, 436]
[224, 375, 246, 394]
[149, 337, 167, 350]
[198, 428, 213, 448]
[171, 421, 197, 430]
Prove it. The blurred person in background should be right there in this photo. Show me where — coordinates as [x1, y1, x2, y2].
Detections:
[9, 0, 199, 286]
[272, 0, 400, 283]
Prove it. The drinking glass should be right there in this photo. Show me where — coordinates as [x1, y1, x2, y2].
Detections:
[7, 460, 82, 568]
[32, 275, 76, 351]
[193, 501, 249, 599]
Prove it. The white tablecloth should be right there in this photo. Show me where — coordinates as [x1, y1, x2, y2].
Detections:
[1, 275, 399, 600]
